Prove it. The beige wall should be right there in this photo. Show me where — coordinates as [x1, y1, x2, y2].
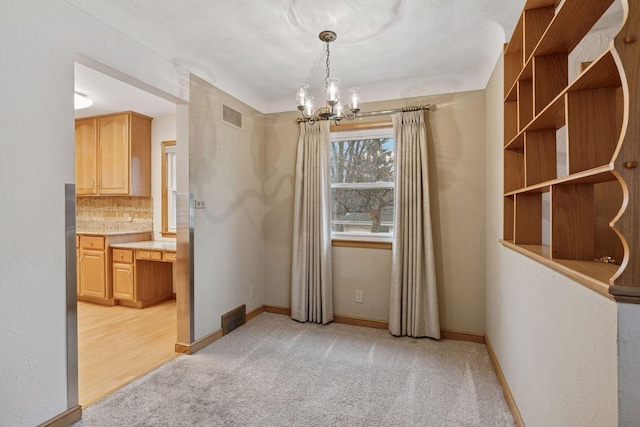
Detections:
[189, 75, 266, 340]
[264, 91, 487, 333]
[484, 54, 619, 426]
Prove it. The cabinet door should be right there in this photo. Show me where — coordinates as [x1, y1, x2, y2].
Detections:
[99, 114, 130, 195]
[79, 249, 106, 298]
[113, 262, 134, 301]
[75, 118, 98, 195]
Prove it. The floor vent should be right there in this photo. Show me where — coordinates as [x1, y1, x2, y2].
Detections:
[222, 304, 246, 335]
[222, 104, 242, 129]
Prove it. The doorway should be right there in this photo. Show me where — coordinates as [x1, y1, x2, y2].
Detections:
[72, 59, 189, 407]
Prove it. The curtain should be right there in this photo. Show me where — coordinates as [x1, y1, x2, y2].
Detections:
[389, 110, 440, 339]
[291, 120, 333, 324]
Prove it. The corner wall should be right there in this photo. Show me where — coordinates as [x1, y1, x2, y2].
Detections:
[264, 91, 487, 333]
[484, 53, 618, 426]
[189, 75, 266, 340]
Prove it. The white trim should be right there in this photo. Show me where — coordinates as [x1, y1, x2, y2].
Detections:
[330, 182, 393, 189]
[331, 232, 393, 243]
[330, 126, 393, 142]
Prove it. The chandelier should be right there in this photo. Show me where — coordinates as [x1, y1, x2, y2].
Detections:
[296, 31, 361, 124]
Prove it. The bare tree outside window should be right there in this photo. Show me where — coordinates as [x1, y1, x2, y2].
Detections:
[330, 129, 394, 236]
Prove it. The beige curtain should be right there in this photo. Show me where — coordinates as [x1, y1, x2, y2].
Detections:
[389, 110, 440, 339]
[291, 120, 333, 324]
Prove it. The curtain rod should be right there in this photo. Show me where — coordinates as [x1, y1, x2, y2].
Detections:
[296, 104, 436, 123]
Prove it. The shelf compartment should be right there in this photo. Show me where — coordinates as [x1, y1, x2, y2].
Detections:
[525, 130, 557, 186]
[566, 86, 620, 174]
[551, 181, 623, 262]
[505, 164, 616, 197]
[551, 183, 595, 260]
[517, 80, 534, 131]
[504, 147, 525, 193]
[533, 53, 568, 115]
[504, 15, 524, 95]
[533, 0, 616, 58]
[594, 180, 624, 264]
[504, 196, 515, 241]
[523, 6, 556, 60]
[504, 101, 518, 145]
[515, 193, 543, 245]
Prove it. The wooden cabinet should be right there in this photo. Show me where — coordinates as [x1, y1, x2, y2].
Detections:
[78, 236, 110, 301]
[113, 249, 135, 301]
[77, 232, 151, 305]
[502, 0, 640, 302]
[75, 111, 152, 196]
[111, 246, 175, 308]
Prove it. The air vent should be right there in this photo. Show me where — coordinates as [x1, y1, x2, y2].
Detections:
[222, 104, 242, 129]
[222, 304, 246, 335]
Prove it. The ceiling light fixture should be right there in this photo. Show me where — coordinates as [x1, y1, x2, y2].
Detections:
[74, 92, 93, 110]
[296, 31, 361, 125]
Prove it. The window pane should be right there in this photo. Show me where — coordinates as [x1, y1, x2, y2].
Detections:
[331, 187, 394, 234]
[330, 135, 394, 236]
[330, 138, 394, 184]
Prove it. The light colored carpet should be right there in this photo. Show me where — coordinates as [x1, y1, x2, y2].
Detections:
[76, 313, 514, 426]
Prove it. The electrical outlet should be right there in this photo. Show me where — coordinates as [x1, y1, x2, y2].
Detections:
[195, 200, 206, 209]
[250, 285, 256, 298]
[123, 213, 133, 222]
[355, 290, 363, 303]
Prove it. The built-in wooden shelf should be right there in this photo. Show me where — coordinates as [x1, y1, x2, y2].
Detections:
[503, 0, 640, 303]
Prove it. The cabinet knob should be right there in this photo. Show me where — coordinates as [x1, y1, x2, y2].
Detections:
[120, 254, 123, 259]
[624, 161, 639, 169]
[89, 241, 93, 246]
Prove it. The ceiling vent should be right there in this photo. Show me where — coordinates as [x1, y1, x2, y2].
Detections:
[222, 104, 242, 130]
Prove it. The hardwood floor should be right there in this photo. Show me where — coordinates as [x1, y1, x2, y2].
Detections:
[78, 299, 180, 407]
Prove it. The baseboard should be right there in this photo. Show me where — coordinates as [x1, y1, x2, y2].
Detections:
[333, 314, 388, 329]
[485, 336, 525, 426]
[264, 305, 292, 315]
[38, 405, 82, 427]
[174, 328, 224, 355]
[247, 305, 265, 321]
[441, 328, 486, 344]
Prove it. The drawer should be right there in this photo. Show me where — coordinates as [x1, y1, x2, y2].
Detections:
[113, 249, 134, 264]
[136, 250, 162, 261]
[163, 251, 177, 262]
[80, 236, 105, 250]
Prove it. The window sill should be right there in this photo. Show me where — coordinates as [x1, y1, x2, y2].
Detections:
[161, 231, 176, 238]
[332, 239, 392, 250]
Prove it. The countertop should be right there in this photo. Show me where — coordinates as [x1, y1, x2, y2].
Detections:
[110, 240, 176, 251]
[77, 230, 153, 236]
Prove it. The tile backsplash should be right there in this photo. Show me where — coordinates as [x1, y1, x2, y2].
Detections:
[76, 196, 153, 233]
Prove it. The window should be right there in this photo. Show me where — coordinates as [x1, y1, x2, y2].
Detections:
[330, 125, 394, 241]
[161, 140, 177, 237]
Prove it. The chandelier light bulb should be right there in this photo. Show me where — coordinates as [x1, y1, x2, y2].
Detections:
[349, 87, 361, 113]
[296, 83, 309, 109]
[304, 96, 315, 117]
[326, 78, 340, 105]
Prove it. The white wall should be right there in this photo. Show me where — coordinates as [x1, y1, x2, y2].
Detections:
[189, 75, 266, 340]
[0, 2, 188, 425]
[484, 53, 619, 426]
[264, 91, 487, 333]
[152, 114, 177, 241]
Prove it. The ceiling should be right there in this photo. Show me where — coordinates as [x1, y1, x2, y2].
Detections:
[69, 0, 624, 117]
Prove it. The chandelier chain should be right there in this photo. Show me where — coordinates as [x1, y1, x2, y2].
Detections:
[325, 41, 331, 88]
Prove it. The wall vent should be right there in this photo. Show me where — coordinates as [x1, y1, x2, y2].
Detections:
[222, 304, 246, 335]
[222, 104, 242, 129]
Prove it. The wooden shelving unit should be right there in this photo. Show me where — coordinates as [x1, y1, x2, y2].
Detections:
[502, 0, 640, 302]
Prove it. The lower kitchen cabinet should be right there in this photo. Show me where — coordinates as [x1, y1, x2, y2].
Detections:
[77, 232, 151, 305]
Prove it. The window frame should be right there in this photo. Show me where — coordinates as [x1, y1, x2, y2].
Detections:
[329, 120, 394, 246]
[161, 140, 177, 237]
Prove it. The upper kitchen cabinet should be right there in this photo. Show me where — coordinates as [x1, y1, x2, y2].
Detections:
[75, 111, 152, 196]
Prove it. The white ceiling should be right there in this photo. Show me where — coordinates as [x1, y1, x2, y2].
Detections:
[69, 0, 624, 116]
